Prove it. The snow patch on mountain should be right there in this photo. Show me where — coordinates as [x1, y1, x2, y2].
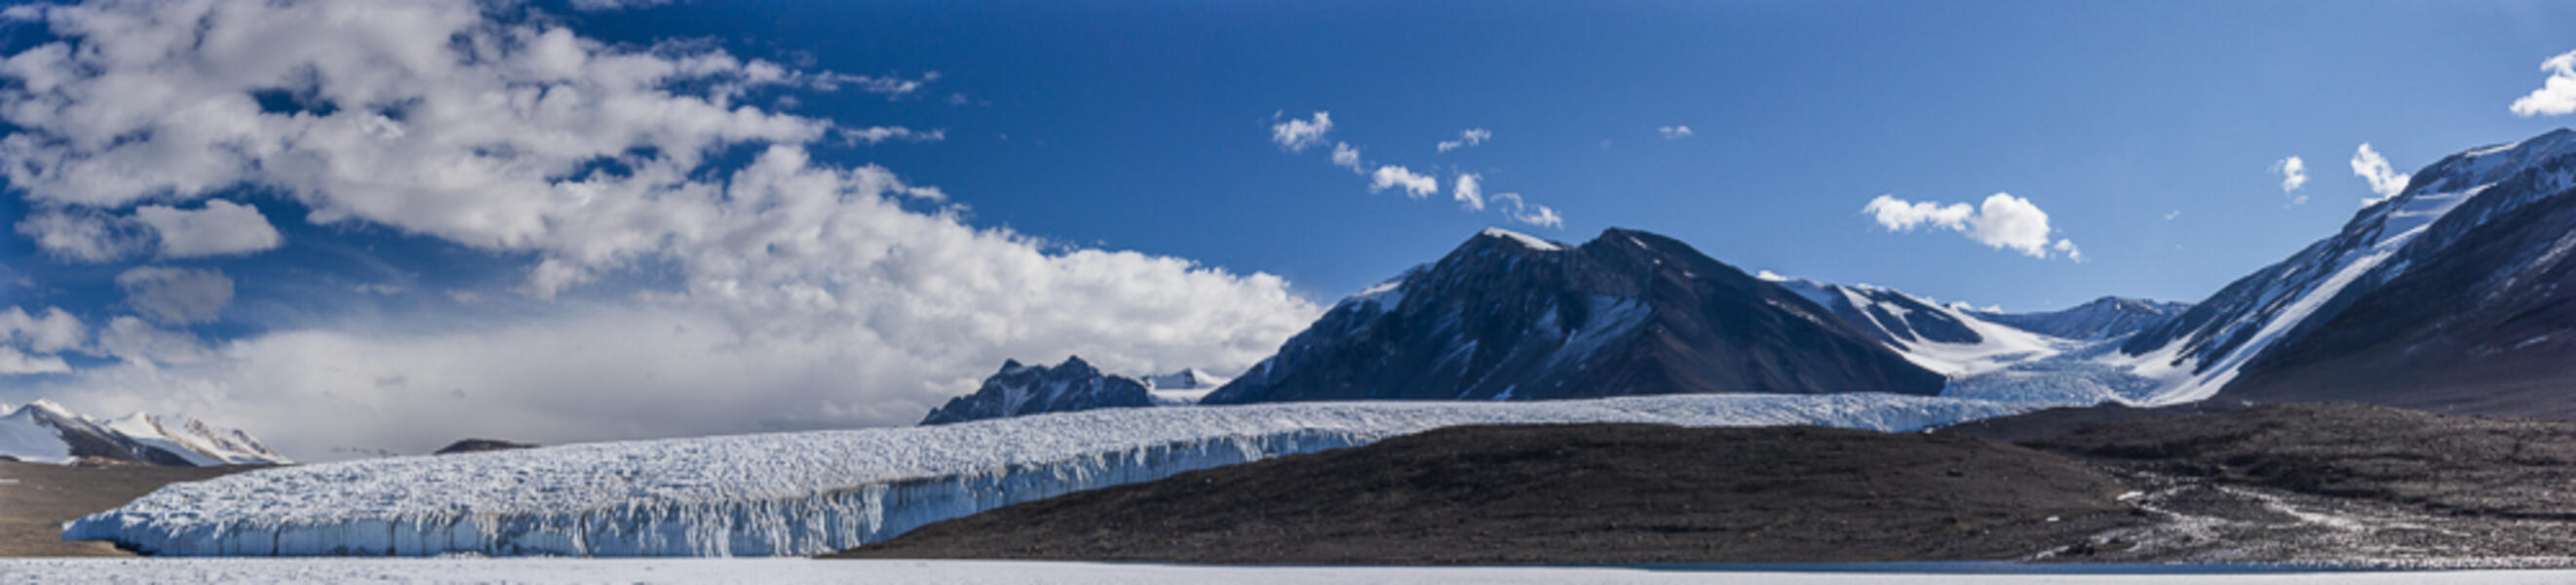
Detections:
[2116, 129, 2576, 405]
[0, 400, 288, 465]
[64, 393, 2050, 557]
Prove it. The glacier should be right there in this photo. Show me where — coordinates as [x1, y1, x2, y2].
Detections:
[64, 394, 2049, 558]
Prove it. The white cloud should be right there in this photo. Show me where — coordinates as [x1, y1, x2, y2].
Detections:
[2271, 156, 2309, 206]
[1862, 193, 2077, 260]
[1435, 128, 1490, 152]
[0, 0, 1324, 456]
[2350, 142, 2411, 207]
[115, 266, 235, 326]
[2511, 50, 2576, 117]
[1451, 173, 1484, 211]
[1270, 111, 1332, 152]
[93, 316, 210, 366]
[1490, 192, 1562, 229]
[14, 210, 150, 262]
[0, 306, 85, 354]
[0, 347, 69, 374]
[1330, 141, 1363, 173]
[133, 200, 284, 258]
[568, 0, 676, 11]
[1861, 196, 1975, 231]
[2164, 210, 2180, 220]
[1659, 126, 1694, 139]
[1368, 165, 1439, 199]
[838, 127, 946, 145]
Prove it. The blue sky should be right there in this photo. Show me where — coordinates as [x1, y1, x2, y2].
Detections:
[0, 0, 2571, 455]
[557, 0, 2576, 309]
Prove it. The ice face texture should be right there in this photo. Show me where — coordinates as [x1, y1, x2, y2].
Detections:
[65, 394, 2035, 557]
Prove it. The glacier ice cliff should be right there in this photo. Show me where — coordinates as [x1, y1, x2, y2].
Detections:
[64, 394, 2046, 557]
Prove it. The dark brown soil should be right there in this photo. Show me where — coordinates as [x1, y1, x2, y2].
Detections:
[831, 423, 2139, 564]
[2023, 402, 2576, 520]
[0, 460, 257, 557]
[1936, 401, 2249, 444]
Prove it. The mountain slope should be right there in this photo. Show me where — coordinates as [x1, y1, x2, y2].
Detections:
[1204, 228, 1945, 405]
[2116, 128, 2576, 404]
[2216, 136, 2576, 417]
[0, 401, 288, 466]
[919, 357, 1157, 425]
[1973, 296, 2190, 341]
[1767, 278, 2072, 377]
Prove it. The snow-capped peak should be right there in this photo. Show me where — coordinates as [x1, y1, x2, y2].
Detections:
[1478, 227, 1563, 251]
[0, 399, 289, 466]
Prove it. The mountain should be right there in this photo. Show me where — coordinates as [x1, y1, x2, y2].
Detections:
[2213, 130, 2576, 418]
[1202, 228, 1946, 405]
[919, 357, 1157, 425]
[1971, 296, 2191, 341]
[1766, 278, 2073, 377]
[1140, 369, 1229, 406]
[2115, 128, 2576, 406]
[0, 400, 289, 466]
[434, 439, 540, 455]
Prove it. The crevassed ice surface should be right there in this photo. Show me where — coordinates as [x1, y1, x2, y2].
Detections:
[65, 394, 2041, 558]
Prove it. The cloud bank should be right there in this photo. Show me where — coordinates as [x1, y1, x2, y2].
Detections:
[0, 0, 1322, 458]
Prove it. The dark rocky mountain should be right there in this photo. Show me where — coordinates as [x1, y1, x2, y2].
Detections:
[1772, 279, 1987, 347]
[433, 439, 539, 455]
[1202, 228, 1946, 405]
[2116, 128, 2576, 404]
[2217, 132, 2576, 418]
[1972, 296, 2191, 341]
[919, 356, 1158, 425]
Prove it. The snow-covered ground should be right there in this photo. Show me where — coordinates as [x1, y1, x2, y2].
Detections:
[8, 559, 2576, 585]
[66, 394, 2046, 558]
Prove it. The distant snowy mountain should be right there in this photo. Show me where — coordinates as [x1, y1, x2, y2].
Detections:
[920, 357, 1157, 425]
[1765, 278, 2074, 377]
[1141, 369, 1229, 406]
[2116, 128, 2576, 406]
[0, 400, 288, 466]
[1972, 296, 2191, 341]
[1204, 228, 1946, 405]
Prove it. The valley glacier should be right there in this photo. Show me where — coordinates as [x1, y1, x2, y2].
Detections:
[64, 394, 2046, 558]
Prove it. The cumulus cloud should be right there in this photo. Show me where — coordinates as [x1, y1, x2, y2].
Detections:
[0, 306, 86, 355]
[838, 127, 946, 145]
[568, 0, 677, 11]
[1369, 165, 1439, 199]
[1, 0, 1322, 457]
[2350, 143, 2411, 207]
[115, 267, 235, 326]
[1330, 141, 1363, 173]
[133, 200, 284, 258]
[1490, 192, 1562, 229]
[1451, 173, 1484, 211]
[1270, 111, 1332, 152]
[0, 347, 69, 374]
[2511, 50, 2576, 117]
[1862, 193, 2078, 260]
[16, 210, 152, 262]
[1659, 126, 1694, 139]
[2271, 156, 2309, 206]
[1435, 128, 1490, 152]
[93, 316, 211, 366]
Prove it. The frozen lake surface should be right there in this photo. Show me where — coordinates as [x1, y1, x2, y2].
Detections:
[8, 559, 2576, 584]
